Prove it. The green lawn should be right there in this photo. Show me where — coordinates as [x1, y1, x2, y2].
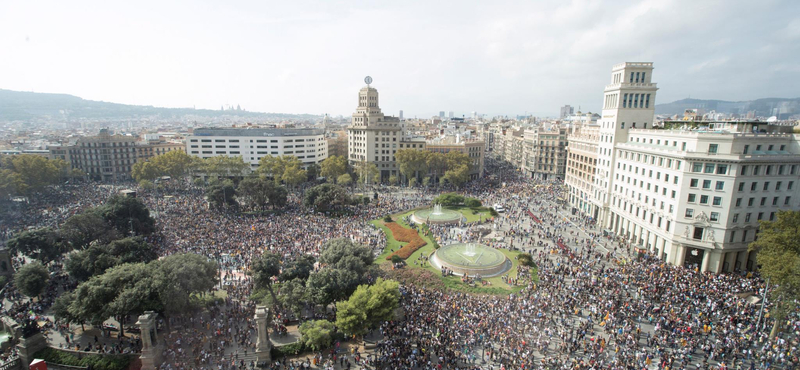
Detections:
[374, 209, 534, 295]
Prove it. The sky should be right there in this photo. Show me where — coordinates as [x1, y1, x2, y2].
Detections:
[1, 0, 798, 118]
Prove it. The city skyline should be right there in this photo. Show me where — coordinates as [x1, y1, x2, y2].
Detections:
[1, 0, 798, 118]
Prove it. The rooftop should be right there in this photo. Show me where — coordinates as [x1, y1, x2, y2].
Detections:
[192, 127, 324, 137]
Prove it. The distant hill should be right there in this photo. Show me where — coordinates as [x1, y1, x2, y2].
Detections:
[656, 97, 800, 119]
[0, 89, 319, 122]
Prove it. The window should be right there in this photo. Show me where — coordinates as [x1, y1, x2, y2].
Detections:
[770, 212, 776, 221]
[704, 164, 715, 173]
[729, 231, 736, 243]
[713, 197, 722, 206]
[693, 227, 704, 240]
[716, 165, 727, 175]
[700, 195, 709, 204]
[743, 145, 749, 154]
[690, 179, 699, 187]
[738, 182, 745, 192]
[710, 212, 719, 222]
[786, 196, 792, 205]
[751, 182, 757, 191]
[708, 144, 718, 154]
[735, 198, 742, 207]
[742, 230, 748, 242]
[766, 165, 773, 175]
[773, 197, 779, 206]
[753, 165, 760, 175]
[685, 209, 694, 217]
[763, 182, 770, 191]
[748, 198, 755, 207]
[671, 190, 676, 199]
[757, 212, 763, 221]
[777, 181, 782, 190]
[688, 194, 697, 202]
[741, 165, 748, 175]
[745, 213, 751, 222]
[692, 163, 702, 172]
[715, 181, 724, 190]
[789, 181, 795, 190]
[702, 180, 711, 189]
[732, 213, 739, 223]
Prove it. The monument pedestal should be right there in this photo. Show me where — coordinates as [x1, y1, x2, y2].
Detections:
[136, 311, 162, 370]
[254, 306, 272, 367]
[16, 332, 48, 367]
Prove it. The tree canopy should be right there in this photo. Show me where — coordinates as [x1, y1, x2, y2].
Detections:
[0, 155, 66, 195]
[6, 227, 67, 264]
[749, 210, 800, 334]
[257, 155, 304, 184]
[206, 179, 238, 209]
[320, 155, 348, 183]
[65, 237, 158, 281]
[299, 320, 335, 351]
[14, 261, 50, 298]
[335, 278, 400, 337]
[237, 176, 288, 210]
[303, 183, 350, 211]
[97, 194, 156, 236]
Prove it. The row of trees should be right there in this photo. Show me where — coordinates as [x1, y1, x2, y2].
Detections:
[0, 155, 84, 197]
[395, 149, 473, 188]
[55, 253, 218, 332]
[6, 195, 156, 266]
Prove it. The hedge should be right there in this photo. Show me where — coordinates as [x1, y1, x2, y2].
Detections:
[33, 348, 134, 370]
[385, 222, 427, 260]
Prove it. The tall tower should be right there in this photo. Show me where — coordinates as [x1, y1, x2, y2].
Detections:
[593, 62, 658, 226]
[347, 77, 403, 181]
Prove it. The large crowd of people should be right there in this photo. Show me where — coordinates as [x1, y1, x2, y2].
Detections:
[0, 160, 797, 370]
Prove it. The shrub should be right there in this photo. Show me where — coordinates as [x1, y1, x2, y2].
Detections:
[384, 222, 427, 260]
[433, 193, 464, 206]
[489, 208, 499, 217]
[271, 342, 307, 358]
[33, 348, 133, 370]
[464, 197, 482, 208]
[390, 255, 403, 264]
[383, 215, 393, 222]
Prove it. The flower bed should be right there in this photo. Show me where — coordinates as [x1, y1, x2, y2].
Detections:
[385, 222, 427, 260]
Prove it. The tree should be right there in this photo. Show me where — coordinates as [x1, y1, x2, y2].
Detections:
[0, 169, 25, 198]
[131, 161, 160, 182]
[14, 262, 50, 298]
[275, 279, 309, 317]
[433, 193, 464, 206]
[303, 183, 350, 211]
[299, 320, 335, 351]
[749, 211, 800, 336]
[238, 176, 288, 210]
[425, 152, 447, 184]
[139, 180, 155, 190]
[203, 155, 248, 180]
[4, 155, 63, 193]
[61, 211, 118, 250]
[320, 156, 348, 183]
[395, 149, 429, 185]
[307, 267, 360, 306]
[464, 197, 482, 208]
[97, 195, 156, 235]
[337, 173, 352, 186]
[257, 155, 304, 184]
[319, 238, 374, 275]
[388, 175, 398, 186]
[306, 163, 321, 181]
[422, 176, 431, 188]
[335, 278, 400, 337]
[517, 253, 535, 267]
[65, 237, 158, 281]
[251, 252, 283, 339]
[354, 161, 379, 186]
[155, 253, 219, 317]
[443, 164, 470, 188]
[282, 164, 307, 188]
[153, 150, 196, 179]
[6, 227, 66, 264]
[206, 179, 238, 208]
[280, 254, 316, 282]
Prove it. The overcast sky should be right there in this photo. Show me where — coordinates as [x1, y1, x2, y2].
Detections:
[1, 0, 798, 118]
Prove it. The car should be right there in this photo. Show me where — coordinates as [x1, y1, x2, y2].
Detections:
[493, 204, 505, 213]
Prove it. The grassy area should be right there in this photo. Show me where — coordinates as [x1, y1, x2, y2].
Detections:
[445, 205, 494, 223]
[374, 210, 535, 295]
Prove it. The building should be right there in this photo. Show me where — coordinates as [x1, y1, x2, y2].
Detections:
[136, 142, 185, 162]
[67, 129, 139, 182]
[560, 105, 574, 119]
[347, 83, 421, 181]
[439, 111, 445, 119]
[186, 127, 328, 171]
[566, 61, 800, 273]
[525, 125, 568, 180]
[565, 123, 600, 217]
[425, 136, 485, 179]
[399, 110, 404, 120]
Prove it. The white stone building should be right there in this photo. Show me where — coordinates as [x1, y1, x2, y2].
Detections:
[186, 127, 328, 170]
[566, 62, 800, 273]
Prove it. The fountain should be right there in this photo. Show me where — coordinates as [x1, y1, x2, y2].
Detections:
[411, 203, 462, 225]
[430, 242, 511, 277]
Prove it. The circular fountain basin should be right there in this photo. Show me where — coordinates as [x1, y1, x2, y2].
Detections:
[411, 206, 463, 225]
[431, 243, 512, 277]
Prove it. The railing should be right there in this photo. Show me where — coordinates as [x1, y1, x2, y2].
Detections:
[0, 357, 20, 370]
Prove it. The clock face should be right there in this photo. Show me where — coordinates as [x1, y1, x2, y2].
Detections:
[364, 76, 373, 85]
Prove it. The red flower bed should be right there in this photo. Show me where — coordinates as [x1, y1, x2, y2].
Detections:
[385, 222, 427, 260]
